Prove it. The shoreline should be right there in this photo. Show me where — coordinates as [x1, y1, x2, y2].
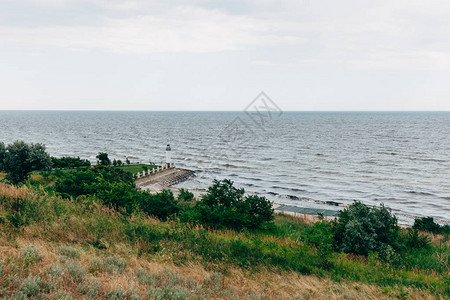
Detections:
[136, 170, 450, 226]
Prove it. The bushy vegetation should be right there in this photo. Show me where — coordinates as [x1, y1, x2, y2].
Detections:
[96, 152, 111, 166]
[181, 179, 274, 230]
[332, 201, 400, 256]
[413, 216, 450, 235]
[0, 141, 52, 184]
[51, 156, 91, 169]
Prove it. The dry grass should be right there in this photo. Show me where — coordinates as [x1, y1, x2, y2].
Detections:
[1, 237, 438, 299]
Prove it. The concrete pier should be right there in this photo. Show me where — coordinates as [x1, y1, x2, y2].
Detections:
[135, 167, 195, 193]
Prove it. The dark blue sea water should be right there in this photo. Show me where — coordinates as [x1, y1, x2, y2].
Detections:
[1, 111, 449, 224]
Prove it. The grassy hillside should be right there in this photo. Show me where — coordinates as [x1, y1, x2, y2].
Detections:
[0, 183, 448, 299]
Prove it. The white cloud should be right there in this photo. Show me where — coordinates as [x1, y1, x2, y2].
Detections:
[0, 6, 304, 54]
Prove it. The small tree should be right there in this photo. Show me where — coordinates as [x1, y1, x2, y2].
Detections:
[186, 179, 274, 230]
[96, 152, 111, 166]
[333, 201, 400, 256]
[178, 188, 194, 202]
[117, 160, 123, 166]
[1, 141, 52, 184]
[113, 159, 118, 167]
[126, 158, 131, 165]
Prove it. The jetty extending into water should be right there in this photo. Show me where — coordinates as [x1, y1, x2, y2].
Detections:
[135, 166, 195, 193]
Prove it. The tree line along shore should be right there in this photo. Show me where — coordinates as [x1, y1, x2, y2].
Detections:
[0, 140, 449, 299]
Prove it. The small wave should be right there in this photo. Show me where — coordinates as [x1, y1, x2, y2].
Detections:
[377, 151, 398, 156]
[221, 163, 252, 169]
[405, 191, 437, 197]
[408, 157, 447, 163]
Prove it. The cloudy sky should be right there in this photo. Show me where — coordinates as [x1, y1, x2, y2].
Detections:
[1, 0, 449, 110]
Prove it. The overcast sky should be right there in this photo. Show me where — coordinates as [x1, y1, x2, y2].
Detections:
[0, 0, 449, 111]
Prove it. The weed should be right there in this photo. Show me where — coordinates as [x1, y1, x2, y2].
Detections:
[66, 261, 85, 283]
[8, 291, 28, 300]
[108, 288, 126, 300]
[8, 275, 21, 287]
[203, 272, 222, 292]
[56, 245, 80, 258]
[77, 276, 101, 298]
[90, 255, 126, 274]
[53, 290, 74, 300]
[47, 264, 65, 278]
[103, 255, 126, 273]
[20, 245, 44, 263]
[19, 276, 41, 297]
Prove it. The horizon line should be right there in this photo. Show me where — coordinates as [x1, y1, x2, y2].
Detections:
[1, 109, 450, 113]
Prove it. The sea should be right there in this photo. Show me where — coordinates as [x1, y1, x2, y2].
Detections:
[1, 111, 449, 224]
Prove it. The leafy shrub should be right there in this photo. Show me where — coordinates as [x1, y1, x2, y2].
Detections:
[0, 141, 52, 184]
[413, 217, 446, 234]
[302, 220, 334, 268]
[96, 152, 111, 166]
[20, 246, 44, 263]
[182, 179, 273, 230]
[56, 246, 80, 258]
[53, 166, 180, 217]
[333, 201, 400, 256]
[51, 156, 91, 169]
[139, 190, 179, 220]
[405, 228, 431, 248]
[178, 188, 194, 202]
[19, 276, 41, 296]
[6, 212, 28, 228]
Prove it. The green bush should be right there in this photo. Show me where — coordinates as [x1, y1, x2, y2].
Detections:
[404, 228, 431, 249]
[96, 152, 111, 166]
[53, 166, 180, 218]
[51, 156, 91, 169]
[413, 217, 447, 234]
[139, 190, 179, 220]
[333, 201, 400, 256]
[302, 220, 334, 267]
[182, 179, 273, 230]
[178, 188, 194, 202]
